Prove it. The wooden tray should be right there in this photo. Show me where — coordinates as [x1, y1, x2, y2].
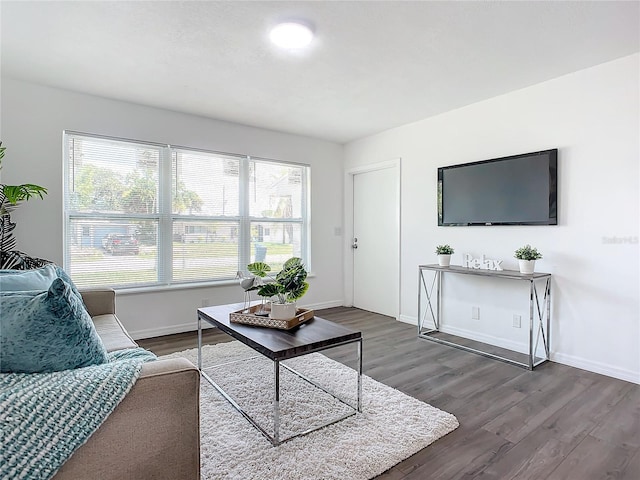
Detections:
[229, 304, 314, 330]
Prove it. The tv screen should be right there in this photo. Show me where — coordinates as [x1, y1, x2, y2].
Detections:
[438, 149, 557, 226]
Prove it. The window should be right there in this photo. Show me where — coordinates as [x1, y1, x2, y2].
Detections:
[64, 132, 310, 289]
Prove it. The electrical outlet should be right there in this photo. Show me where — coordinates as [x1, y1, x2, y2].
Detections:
[201, 299, 210, 307]
[513, 314, 522, 328]
[472, 307, 480, 320]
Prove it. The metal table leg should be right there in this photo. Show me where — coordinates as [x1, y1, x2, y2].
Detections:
[197, 314, 202, 370]
[273, 360, 280, 445]
[357, 338, 362, 412]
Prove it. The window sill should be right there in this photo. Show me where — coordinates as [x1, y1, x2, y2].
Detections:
[115, 273, 315, 296]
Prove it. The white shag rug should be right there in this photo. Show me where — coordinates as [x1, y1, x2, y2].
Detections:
[164, 341, 458, 480]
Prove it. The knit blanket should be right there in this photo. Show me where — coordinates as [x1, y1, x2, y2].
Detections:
[0, 348, 156, 480]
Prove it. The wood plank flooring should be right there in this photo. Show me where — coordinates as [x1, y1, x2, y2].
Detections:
[138, 307, 640, 480]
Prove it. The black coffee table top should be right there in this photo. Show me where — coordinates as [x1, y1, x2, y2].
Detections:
[198, 303, 362, 361]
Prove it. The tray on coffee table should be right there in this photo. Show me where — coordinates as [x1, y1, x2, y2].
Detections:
[229, 304, 314, 330]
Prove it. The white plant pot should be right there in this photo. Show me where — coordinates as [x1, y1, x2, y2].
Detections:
[269, 302, 297, 320]
[437, 254, 452, 267]
[518, 259, 536, 274]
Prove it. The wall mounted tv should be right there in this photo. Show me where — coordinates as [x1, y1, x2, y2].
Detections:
[438, 149, 558, 226]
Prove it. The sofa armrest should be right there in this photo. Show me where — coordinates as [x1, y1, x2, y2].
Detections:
[54, 357, 200, 480]
[80, 288, 116, 316]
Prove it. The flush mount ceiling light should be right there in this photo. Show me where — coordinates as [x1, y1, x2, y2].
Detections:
[269, 22, 314, 49]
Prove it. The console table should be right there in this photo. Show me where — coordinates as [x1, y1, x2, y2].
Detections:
[418, 264, 551, 370]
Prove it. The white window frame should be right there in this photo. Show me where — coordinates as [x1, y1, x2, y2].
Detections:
[63, 131, 311, 290]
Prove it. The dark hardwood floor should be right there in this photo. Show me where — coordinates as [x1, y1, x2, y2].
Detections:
[138, 307, 640, 480]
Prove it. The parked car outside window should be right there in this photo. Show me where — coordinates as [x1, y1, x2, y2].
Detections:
[103, 234, 140, 255]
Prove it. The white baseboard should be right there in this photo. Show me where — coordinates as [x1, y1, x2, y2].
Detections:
[398, 315, 527, 353]
[396, 315, 639, 385]
[439, 325, 529, 355]
[130, 299, 345, 340]
[398, 314, 417, 325]
[131, 308, 640, 385]
[129, 322, 211, 340]
[301, 299, 344, 311]
[551, 352, 639, 385]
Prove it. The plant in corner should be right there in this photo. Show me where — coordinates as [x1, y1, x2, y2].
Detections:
[435, 244, 454, 267]
[247, 257, 309, 320]
[514, 244, 542, 274]
[0, 141, 48, 269]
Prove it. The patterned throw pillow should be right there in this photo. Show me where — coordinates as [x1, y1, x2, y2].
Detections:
[0, 278, 108, 373]
[54, 266, 82, 299]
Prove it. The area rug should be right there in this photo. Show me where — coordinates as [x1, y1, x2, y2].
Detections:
[164, 341, 458, 480]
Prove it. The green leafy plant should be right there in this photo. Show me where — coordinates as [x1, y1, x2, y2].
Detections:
[0, 141, 48, 268]
[0, 142, 48, 212]
[514, 244, 542, 261]
[247, 257, 309, 304]
[435, 244, 454, 255]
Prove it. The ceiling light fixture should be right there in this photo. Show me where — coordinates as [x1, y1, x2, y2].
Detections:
[269, 22, 314, 49]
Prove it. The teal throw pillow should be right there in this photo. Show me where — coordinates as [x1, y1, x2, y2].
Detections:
[54, 266, 82, 299]
[0, 278, 108, 373]
[0, 265, 81, 299]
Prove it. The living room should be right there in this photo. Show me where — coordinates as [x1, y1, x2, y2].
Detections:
[1, 1, 638, 479]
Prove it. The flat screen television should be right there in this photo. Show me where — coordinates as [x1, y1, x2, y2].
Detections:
[438, 149, 558, 226]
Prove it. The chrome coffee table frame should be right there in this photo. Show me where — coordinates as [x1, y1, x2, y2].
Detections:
[197, 304, 363, 446]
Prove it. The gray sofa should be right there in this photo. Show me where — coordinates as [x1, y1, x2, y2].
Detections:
[53, 289, 201, 480]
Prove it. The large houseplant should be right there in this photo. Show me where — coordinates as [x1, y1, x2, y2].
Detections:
[0, 141, 48, 269]
[247, 257, 309, 320]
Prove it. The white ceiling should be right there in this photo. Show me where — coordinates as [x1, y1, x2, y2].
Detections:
[1, 1, 638, 144]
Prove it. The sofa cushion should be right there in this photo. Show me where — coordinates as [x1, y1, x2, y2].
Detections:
[0, 264, 81, 299]
[0, 278, 109, 373]
[92, 314, 138, 353]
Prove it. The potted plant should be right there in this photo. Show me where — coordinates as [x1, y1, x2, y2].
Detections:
[247, 257, 309, 320]
[435, 244, 454, 267]
[514, 244, 542, 274]
[0, 141, 48, 269]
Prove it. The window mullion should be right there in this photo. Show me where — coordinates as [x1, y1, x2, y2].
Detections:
[238, 156, 250, 271]
[159, 146, 173, 284]
[63, 136, 72, 270]
[302, 165, 311, 271]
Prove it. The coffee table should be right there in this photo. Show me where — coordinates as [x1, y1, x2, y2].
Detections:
[197, 303, 363, 446]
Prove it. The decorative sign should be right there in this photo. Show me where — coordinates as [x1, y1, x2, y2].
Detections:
[463, 253, 503, 271]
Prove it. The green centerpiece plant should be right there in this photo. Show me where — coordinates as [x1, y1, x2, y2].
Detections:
[247, 257, 309, 319]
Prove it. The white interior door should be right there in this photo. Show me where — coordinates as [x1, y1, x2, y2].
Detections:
[352, 166, 399, 318]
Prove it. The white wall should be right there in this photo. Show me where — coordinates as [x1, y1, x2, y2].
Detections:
[0, 78, 345, 338]
[345, 54, 640, 383]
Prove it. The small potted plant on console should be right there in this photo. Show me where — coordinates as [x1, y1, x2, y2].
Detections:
[514, 244, 542, 274]
[435, 244, 454, 267]
[247, 257, 309, 320]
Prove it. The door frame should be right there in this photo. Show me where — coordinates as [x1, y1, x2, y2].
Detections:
[344, 158, 401, 319]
